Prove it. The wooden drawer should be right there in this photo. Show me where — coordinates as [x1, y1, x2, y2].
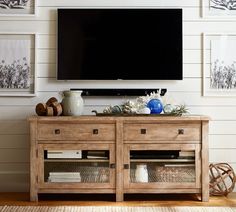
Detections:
[124, 124, 201, 142]
[38, 123, 115, 141]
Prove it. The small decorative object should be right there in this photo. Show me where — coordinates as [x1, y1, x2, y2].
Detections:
[137, 107, 151, 114]
[147, 99, 163, 114]
[35, 97, 63, 116]
[163, 104, 174, 114]
[135, 164, 148, 183]
[209, 163, 236, 196]
[168, 104, 189, 116]
[61, 90, 84, 116]
[94, 90, 188, 116]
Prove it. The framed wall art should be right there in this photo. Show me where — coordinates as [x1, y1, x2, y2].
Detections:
[0, 0, 37, 16]
[0, 32, 37, 96]
[202, 0, 236, 18]
[203, 33, 236, 96]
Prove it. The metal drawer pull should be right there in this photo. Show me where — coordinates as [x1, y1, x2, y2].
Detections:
[54, 129, 60, 134]
[141, 129, 147, 134]
[110, 164, 116, 169]
[178, 129, 184, 135]
[124, 164, 130, 169]
[93, 129, 99, 134]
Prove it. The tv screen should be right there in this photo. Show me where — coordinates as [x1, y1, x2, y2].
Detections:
[57, 9, 182, 80]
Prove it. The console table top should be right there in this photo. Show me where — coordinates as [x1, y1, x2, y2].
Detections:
[28, 115, 210, 122]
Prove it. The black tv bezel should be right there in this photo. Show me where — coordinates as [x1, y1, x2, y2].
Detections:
[57, 8, 183, 81]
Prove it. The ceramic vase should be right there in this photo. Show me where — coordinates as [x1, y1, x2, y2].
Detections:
[61, 90, 84, 116]
[135, 164, 148, 183]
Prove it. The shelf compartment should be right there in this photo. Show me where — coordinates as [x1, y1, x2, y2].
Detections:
[44, 161, 110, 183]
[130, 162, 195, 183]
[44, 159, 109, 163]
[130, 159, 195, 163]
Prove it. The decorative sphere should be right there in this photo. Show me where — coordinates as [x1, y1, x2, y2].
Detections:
[163, 104, 174, 114]
[209, 163, 236, 196]
[147, 99, 163, 114]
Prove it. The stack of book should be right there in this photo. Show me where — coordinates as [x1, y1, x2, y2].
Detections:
[48, 172, 81, 182]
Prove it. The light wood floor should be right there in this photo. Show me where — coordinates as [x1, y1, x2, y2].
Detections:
[0, 193, 236, 207]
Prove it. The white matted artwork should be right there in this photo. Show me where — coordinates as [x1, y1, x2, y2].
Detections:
[202, 0, 236, 18]
[0, 33, 37, 96]
[0, 0, 37, 16]
[203, 33, 236, 96]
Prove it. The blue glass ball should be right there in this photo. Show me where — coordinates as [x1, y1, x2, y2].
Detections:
[147, 99, 163, 114]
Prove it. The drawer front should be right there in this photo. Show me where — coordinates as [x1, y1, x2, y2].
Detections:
[38, 123, 115, 141]
[124, 124, 201, 141]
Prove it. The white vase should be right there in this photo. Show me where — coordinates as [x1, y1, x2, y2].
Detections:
[61, 90, 84, 116]
[135, 164, 148, 183]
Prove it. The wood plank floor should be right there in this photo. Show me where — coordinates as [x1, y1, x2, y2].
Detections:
[0, 193, 236, 207]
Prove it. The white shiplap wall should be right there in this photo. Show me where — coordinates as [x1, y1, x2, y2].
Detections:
[0, 0, 236, 192]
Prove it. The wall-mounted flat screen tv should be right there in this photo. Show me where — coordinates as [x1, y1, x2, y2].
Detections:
[57, 8, 182, 80]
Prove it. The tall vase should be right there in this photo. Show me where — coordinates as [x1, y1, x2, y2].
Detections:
[61, 90, 84, 116]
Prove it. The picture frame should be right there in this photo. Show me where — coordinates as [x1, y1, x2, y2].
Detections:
[0, 32, 37, 97]
[203, 33, 236, 97]
[202, 0, 236, 18]
[0, 0, 37, 16]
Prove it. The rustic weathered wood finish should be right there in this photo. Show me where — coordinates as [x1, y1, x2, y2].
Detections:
[28, 115, 210, 202]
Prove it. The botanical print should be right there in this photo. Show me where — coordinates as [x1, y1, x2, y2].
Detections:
[210, 39, 236, 89]
[0, 0, 30, 9]
[0, 39, 30, 89]
[210, 0, 236, 10]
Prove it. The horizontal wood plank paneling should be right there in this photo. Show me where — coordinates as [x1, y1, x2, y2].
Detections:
[0, 173, 29, 192]
[0, 149, 29, 163]
[0, 164, 29, 173]
[209, 135, 236, 149]
[0, 135, 29, 149]
[210, 149, 236, 163]
[0, 121, 28, 134]
[0, 21, 56, 35]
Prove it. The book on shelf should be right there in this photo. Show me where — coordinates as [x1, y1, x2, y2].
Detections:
[49, 172, 81, 177]
[48, 178, 81, 183]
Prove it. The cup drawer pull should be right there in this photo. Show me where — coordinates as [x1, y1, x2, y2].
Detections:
[93, 129, 99, 134]
[140, 129, 147, 134]
[54, 129, 61, 134]
[178, 129, 184, 135]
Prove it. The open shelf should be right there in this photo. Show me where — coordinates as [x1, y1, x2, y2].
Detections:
[44, 159, 109, 163]
[130, 159, 195, 163]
